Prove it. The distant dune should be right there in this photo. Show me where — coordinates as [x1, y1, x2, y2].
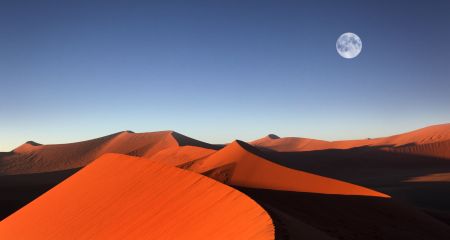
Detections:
[252, 123, 450, 158]
[0, 153, 274, 240]
[0, 131, 218, 175]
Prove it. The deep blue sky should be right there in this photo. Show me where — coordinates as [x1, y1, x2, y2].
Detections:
[1, 0, 449, 151]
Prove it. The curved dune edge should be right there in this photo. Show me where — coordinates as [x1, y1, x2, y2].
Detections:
[182, 141, 389, 198]
[0, 153, 274, 240]
[150, 146, 216, 166]
[252, 123, 450, 152]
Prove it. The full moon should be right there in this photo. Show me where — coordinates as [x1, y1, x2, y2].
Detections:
[336, 32, 362, 59]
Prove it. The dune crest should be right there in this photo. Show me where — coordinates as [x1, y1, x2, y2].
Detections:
[0, 153, 274, 240]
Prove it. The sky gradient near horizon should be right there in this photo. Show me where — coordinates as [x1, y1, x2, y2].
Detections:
[1, 0, 450, 151]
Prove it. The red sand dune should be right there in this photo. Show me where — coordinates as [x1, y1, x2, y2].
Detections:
[181, 140, 389, 197]
[252, 123, 450, 152]
[150, 146, 216, 166]
[0, 131, 217, 175]
[0, 153, 274, 240]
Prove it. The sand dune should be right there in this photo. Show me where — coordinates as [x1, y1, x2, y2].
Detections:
[0, 131, 217, 175]
[179, 140, 389, 197]
[2, 129, 390, 197]
[0, 153, 274, 240]
[252, 123, 450, 154]
[150, 146, 216, 166]
[251, 134, 330, 152]
[12, 141, 42, 154]
[1, 123, 449, 239]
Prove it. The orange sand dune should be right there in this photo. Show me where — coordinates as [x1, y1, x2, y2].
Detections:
[252, 123, 450, 155]
[150, 146, 216, 166]
[181, 140, 389, 197]
[0, 153, 274, 240]
[0, 131, 217, 175]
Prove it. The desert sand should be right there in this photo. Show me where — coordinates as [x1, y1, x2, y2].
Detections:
[184, 140, 388, 197]
[1, 123, 449, 239]
[0, 153, 274, 240]
[0, 131, 218, 175]
[252, 123, 450, 157]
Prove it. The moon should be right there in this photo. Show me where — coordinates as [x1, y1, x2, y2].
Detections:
[336, 32, 362, 59]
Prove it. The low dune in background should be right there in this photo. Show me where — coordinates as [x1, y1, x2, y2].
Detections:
[252, 123, 450, 159]
[0, 153, 274, 240]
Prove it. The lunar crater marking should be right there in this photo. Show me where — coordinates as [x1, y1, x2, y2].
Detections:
[336, 32, 362, 59]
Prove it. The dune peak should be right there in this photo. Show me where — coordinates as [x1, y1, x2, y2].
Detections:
[24, 141, 41, 146]
[12, 141, 43, 153]
[267, 134, 280, 139]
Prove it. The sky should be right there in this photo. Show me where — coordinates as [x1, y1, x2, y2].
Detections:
[1, 0, 449, 151]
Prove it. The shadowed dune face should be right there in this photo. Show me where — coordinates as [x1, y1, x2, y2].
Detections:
[0, 131, 218, 175]
[0, 154, 274, 240]
[0, 168, 80, 220]
[239, 187, 450, 240]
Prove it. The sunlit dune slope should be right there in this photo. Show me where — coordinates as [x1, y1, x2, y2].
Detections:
[0, 131, 218, 175]
[150, 146, 216, 166]
[252, 123, 450, 158]
[0, 153, 274, 240]
[183, 140, 388, 197]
